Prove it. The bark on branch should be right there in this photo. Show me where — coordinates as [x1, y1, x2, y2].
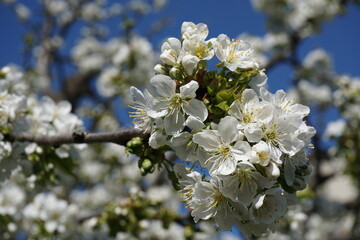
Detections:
[5, 129, 145, 147]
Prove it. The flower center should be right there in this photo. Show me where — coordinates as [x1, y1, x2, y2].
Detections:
[218, 145, 230, 156]
[235, 168, 253, 190]
[236, 168, 252, 181]
[265, 130, 278, 140]
[257, 152, 269, 161]
[211, 188, 225, 208]
[169, 95, 182, 108]
[193, 45, 208, 59]
[242, 114, 252, 124]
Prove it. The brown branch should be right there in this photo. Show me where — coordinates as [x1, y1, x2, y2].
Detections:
[62, 70, 99, 107]
[5, 129, 146, 147]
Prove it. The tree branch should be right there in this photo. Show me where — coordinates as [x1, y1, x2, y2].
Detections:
[5, 129, 145, 147]
[62, 70, 99, 107]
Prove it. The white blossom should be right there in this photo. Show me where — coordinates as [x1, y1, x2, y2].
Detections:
[0, 183, 25, 216]
[181, 54, 200, 76]
[221, 162, 274, 206]
[181, 22, 209, 40]
[129, 86, 156, 132]
[191, 176, 248, 230]
[160, 37, 182, 66]
[193, 116, 251, 175]
[150, 75, 207, 134]
[251, 188, 287, 224]
[215, 34, 259, 71]
[228, 88, 272, 129]
[23, 193, 78, 233]
[182, 36, 215, 61]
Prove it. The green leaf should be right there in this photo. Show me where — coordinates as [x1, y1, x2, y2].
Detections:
[207, 83, 216, 96]
[215, 101, 229, 111]
[198, 60, 208, 69]
[215, 89, 235, 103]
[215, 62, 225, 68]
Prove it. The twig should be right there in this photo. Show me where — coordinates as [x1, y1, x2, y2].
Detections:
[5, 129, 146, 147]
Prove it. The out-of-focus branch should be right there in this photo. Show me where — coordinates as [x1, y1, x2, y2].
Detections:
[62, 70, 99, 107]
[58, 1, 85, 38]
[6, 129, 145, 147]
[37, 7, 55, 82]
[265, 32, 301, 72]
[264, 54, 288, 71]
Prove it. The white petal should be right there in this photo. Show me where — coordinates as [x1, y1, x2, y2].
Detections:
[284, 157, 296, 186]
[237, 161, 255, 170]
[269, 144, 282, 164]
[182, 56, 200, 76]
[161, 37, 181, 52]
[149, 130, 167, 149]
[150, 75, 176, 97]
[185, 116, 205, 130]
[164, 112, 185, 135]
[130, 86, 146, 103]
[55, 147, 69, 158]
[218, 116, 239, 144]
[238, 180, 258, 206]
[193, 130, 221, 151]
[244, 123, 263, 142]
[259, 87, 272, 102]
[183, 99, 208, 121]
[252, 172, 275, 189]
[170, 132, 192, 146]
[45, 221, 57, 233]
[160, 49, 177, 65]
[265, 162, 280, 179]
[232, 141, 251, 161]
[242, 88, 259, 103]
[180, 80, 198, 99]
[253, 140, 269, 152]
[213, 157, 236, 175]
[279, 134, 305, 156]
[58, 101, 72, 114]
[249, 72, 268, 94]
[254, 194, 266, 209]
[256, 102, 273, 123]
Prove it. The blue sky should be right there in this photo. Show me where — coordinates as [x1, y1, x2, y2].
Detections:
[1, 0, 359, 93]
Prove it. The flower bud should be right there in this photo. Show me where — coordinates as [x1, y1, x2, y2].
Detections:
[154, 64, 168, 75]
[160, 49, 177, 66]
[126, 137, 143, 148]
[141, 158, 153, 171]
[181, 55, 200, 76]
[169, 67, 182, 81]
[184, 225, 194, 239]
[265, 162, 280, 179]
[126, 137, 143, 155]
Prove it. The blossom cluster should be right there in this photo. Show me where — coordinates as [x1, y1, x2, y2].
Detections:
[0, 65, 84, 182]
[3, 0, 167, 25]
[0, 139, 240, 240]
[252, 0, 342, 37]
[0, 66, 238, 239]
[130, 22, 315, 236]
